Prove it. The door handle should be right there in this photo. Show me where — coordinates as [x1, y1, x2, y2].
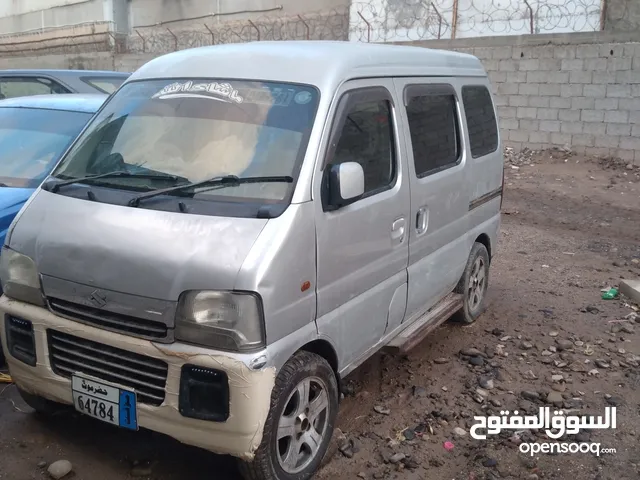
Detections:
[416, 207, 428, 235]
[391, 218, 406, 242]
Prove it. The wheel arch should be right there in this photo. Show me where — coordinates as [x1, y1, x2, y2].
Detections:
[474, 233, 492, 262]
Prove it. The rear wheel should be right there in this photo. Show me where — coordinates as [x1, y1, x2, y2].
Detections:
[454, 242, 490, 324]
[239, 351, 339, 480]
[17, 387, 66, 416]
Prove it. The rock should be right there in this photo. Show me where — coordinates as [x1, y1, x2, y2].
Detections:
[460, 347, 484, 357]
[489, 398, 502, 407]
[485, 346, 496, 359]
[541, 350, 553, 356]
[403, 428, 415, 441]
[588, 368, 599, 376]
[627, 163, 634, 170]
[37, 461, 47, 469]
[594, 360, 610, 369]
[374, 405, 390, 415]
[520, 341, 534, 350]
[478, 377, 494, 389]
[412, 386, 427, 397]
[434, 357, 449, 364]
[585, 305, 600, 314]
[358, 472, 367, 479]
[491, 328, 505, 336]
[551, 374, 564, 382]
[452, 427, 467, 437]
[606, 396, 624, 406]
[476, 388, 489, 398]
[441, 386, 448, 392]
[549, 346, 557, 353]
[547, 391, 564, 406]
[525, 475, 539, 480]
[549, 330, 559, 337]
[556, 339, 573, 351]
[389, 453, 405, 464]
[621, 325, 635, 334]
[47, 460, 72, 480]
[469, 356, 484, 366]
[483, 458, 498, 467]
[521, 391, 540, 402]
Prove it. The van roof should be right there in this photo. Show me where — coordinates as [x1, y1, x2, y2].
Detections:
[129, 41, 486, 89]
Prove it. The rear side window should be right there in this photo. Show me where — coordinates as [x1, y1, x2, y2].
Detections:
[0, 77, 69, 99]
[82, 77, 127, 94]
[405, 85, 461, 178]
[461, 85, 498, 158]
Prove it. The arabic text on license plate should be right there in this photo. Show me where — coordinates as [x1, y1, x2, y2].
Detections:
[71, 375, 137, 430]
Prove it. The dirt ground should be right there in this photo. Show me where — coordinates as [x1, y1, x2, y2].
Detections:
[1, 150, 639, 480]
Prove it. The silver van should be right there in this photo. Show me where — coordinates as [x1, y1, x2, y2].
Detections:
[0, 41, 502, 480]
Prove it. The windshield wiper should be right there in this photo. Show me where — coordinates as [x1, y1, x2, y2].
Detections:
[127, 175, 294, 207]
[43, 171, 182, 193]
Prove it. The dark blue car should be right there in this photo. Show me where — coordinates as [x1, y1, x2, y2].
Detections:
[0, 93, 107, 365]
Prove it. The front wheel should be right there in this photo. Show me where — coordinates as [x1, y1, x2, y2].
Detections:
[17, 387, 67, 416]
[454, 242, 490, 324]
[239, 351, 339, 480]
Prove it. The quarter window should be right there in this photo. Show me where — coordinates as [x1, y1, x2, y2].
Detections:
[328, 96, 395, 196]
[405, 89, 461, 177]
[0, 77, 69, 99]
[461, 85, 498, 158]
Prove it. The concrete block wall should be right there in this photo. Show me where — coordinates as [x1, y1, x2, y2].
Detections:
[408, 31, 640, 163]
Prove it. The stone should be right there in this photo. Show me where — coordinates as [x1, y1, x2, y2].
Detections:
[374, 405, 390, 415]
[551, 374, 564, 382]
[521, 391, 540, 402]
[547, 391, 564, 405]
[556, 339, 573, 351]
[620, 325, 635, 334]
[452, 427, 467, 437]
[389, 453, 405, 464]
[541, 350, 553, 356]
[489, 398, 502, 407]
[478, 377, 494, 389]
[434, 357, 449, 364]
[47, 460, 72, 480]
[412, 386, 427, 397]
[476, 388, 490, 398]
[483, 458, 498, 467]
[358, 473, 367, 479]
[469, 356, 485, 366]
[594, 360, 610, 369]
[520, 341, 534, 350]
[549, 331, 559, 337]
[460, 347, 484, 357]
[37, 461, 47, 469]
[606, 396, 624, 406]
[525, 475, 539, 480]
[551, 383, 566, 392]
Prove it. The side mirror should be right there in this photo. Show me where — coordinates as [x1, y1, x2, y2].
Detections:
[327, 162, 365, 208]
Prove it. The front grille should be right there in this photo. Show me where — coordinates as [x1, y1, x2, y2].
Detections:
[48, 297, 168, 340]
[5, 316, 36, 366]
[48, 330, 168, 406]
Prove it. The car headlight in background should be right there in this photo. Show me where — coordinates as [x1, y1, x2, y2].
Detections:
[0, 247, 45, 307]
[175, 291, 265, 352]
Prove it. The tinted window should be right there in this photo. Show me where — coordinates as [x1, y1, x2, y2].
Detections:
[330, 99, 394, 195]
[82, 77, 127, 94]
[0, 108, 91, 187]
[406, 92, 460, 177]
[462, 85, 498, 158]
[0, 77, 69, 99]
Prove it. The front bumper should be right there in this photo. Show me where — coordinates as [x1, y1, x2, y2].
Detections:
[0, 295, 275, 460]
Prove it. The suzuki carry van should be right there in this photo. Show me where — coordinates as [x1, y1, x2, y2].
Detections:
[0, 41, 503, 480]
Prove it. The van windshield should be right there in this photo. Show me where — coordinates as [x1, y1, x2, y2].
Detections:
[51, 79, 319, 210]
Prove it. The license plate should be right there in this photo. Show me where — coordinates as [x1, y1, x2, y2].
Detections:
[71, 374, 138, 430]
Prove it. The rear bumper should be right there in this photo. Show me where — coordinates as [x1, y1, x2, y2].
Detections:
[0, 296, 275, 460]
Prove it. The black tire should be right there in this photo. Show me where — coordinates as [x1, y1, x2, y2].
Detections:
[17, 387, 66, 416]
[453, 242, 490, 324]
[239, 351, 339, 480]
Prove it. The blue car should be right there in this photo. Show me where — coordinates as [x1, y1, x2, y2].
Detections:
[0, 93, 107, 365]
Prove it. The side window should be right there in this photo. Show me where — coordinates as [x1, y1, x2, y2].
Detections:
[327, 92, 395, 197]
[0, 77, 69, 99]
[405, 86, 461, 178]
[461, 85, 498, 158]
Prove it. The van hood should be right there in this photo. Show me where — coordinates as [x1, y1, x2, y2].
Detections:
[0, 187, 35, 247]
[7, 190, 268, 301]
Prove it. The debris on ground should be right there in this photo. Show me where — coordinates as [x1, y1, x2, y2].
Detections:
[47, 460, 72, 480]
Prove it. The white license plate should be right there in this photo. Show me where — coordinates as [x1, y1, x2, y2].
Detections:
[71, 374, 138, 430]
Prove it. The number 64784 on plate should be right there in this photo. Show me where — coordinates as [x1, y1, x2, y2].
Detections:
[71, 374, 138, 430]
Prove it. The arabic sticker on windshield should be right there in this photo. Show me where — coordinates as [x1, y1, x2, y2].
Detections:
[153, 81, 244, 103]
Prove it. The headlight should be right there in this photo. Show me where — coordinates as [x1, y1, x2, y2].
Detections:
[175, 291, 265, 352]
[0, 247, 45, 307]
